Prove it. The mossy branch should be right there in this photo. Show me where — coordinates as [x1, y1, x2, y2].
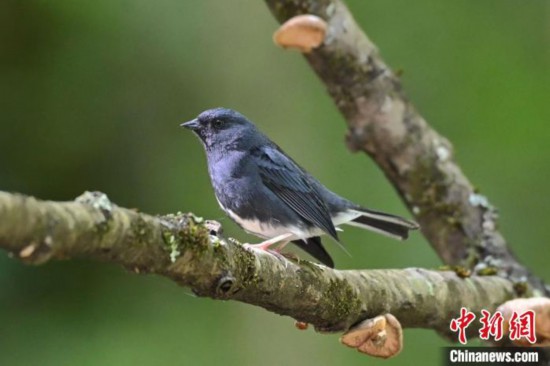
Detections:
[264, 0, 548, 296]
[0, 190, 520, 336]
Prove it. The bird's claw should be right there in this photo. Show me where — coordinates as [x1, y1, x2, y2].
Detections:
[242, 242, 273, 251]
[242, 244, 291, 268]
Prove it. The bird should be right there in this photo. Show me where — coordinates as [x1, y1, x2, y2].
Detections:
[181, 107, 418, 268]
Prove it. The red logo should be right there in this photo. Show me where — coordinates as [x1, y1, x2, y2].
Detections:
[509, 310, 536, 344]
[450, 307, 536, 344]
[450, 307, 476, 344]
[479, 310, 504, 341]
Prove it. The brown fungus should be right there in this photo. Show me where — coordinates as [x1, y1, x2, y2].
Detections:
[273, 15, 327, 53]
[340, 314, 403, 358]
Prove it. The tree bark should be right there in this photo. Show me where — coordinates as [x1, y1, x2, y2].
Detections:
[0, 0, 547, 351]
[264, 0, 548, 296]
[0, 191, 518, 336]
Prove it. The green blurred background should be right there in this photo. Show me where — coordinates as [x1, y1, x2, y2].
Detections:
[0, 0, 548, 365]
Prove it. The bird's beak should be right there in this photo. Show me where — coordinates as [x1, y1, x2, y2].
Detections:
[180, 119, 200, 130]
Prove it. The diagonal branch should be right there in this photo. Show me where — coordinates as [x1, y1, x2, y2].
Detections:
[0, 190, 518, 336]
[264, 0, 548, 296]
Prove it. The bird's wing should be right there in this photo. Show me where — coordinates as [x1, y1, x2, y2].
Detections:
[253, 145, 338, 240]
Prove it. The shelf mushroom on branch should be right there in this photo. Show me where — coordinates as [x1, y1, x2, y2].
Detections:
[273, 14, 327, 53]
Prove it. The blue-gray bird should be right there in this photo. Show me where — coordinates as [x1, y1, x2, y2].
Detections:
[181, 108, 418, 268]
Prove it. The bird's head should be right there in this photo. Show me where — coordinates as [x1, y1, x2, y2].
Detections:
[181, 108, 258, 150]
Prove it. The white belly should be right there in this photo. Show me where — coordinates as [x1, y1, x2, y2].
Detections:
[223, 203, 362, 241]
[225, 208, 302, 239]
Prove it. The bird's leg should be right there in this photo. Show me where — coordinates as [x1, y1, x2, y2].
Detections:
[273, 240, 291, 253]
[243, 235, 299, 268]
[243, 233, 293, 251]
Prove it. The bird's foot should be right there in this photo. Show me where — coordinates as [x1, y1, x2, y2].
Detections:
[243, 244, 291, 267]
[270, 250, 293, 267]
[242, 242, 276, 251]
[242, 233, 293, 252]
[273, 240, 291, 253]
[242, 234, 294, 267]
[278, 251, 300, 262]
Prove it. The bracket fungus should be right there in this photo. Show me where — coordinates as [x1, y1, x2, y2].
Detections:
[340, 314, 403, 358]
[273, 15, 327, 53]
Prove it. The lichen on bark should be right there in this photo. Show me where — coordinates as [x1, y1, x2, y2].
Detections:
[263, 0, 548, 297]
[0, 190, 520, 335]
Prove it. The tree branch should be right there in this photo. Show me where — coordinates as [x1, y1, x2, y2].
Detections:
[264, 0, 548, 296]
[1, 0, 546, 355]
[0, 190, 518, 336]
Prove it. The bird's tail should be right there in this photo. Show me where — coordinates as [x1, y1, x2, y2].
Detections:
[345, 207, 419, 240]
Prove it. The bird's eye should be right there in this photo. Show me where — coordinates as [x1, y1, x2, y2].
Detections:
[213, 119, 223, 129]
